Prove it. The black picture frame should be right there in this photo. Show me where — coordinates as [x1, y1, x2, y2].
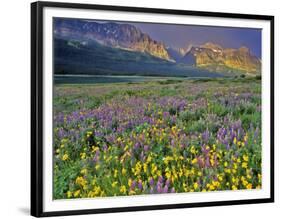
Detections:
[31, 1, 274, 217]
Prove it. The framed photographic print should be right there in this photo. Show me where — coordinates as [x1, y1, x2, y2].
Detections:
[31, 1, 274, 217]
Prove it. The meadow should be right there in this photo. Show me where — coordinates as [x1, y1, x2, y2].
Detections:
[53, 78, 262, 199]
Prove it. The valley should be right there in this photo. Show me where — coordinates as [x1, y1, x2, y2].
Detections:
[54, 19, 261, 80]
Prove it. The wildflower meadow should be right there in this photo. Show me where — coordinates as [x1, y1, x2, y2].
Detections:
[53, 78, 262, 199]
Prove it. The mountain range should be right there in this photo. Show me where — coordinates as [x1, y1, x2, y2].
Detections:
[174, 42, 261, 74]
[54, 19, 261, 76]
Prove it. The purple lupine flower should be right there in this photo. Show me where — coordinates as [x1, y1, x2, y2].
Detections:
[163, 185, 168, 193]
[131, 180, 137, 190]
[93, 154, 99, 163]
[58, 128, 65, 139]
[226, 144, 230, 150]
[144, 145, 149, 152]
[165, 179, 170, 187]
[158, 176, 164, 183]
[138, 180, 143, 191]
[157, 180, 162, 188]
[205, 156, 211, 168]
[157, 185, 162, 193]
[202, 129, 210, 143]
[163, 111, 169, 118]
[201, 145, 210, 154]
[140, 151, 145, 161]
[171, 139, 175, 147]
[149, 178, 154, 187]
[134, 143, 140, 150]
[213, 154, 218, 167]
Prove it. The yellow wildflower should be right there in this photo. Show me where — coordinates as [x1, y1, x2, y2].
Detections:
[258, 174, 262, 182]
[66, 191, 72, 198]
[232, 177, 239, 185]
[246, 183, 252, 189]
[191, 158, 198, 164]
[193, 182, 198, 190]
[242, 179, 248, 187]
[86, 131, 92, 138]
[224, 168, 231, 174]
[62, 153, 69, 161]
[76, 176, 87, 187]
[80, 152, 86, 159]
[129, 190, 136, 195]
[146, 155, 152, 163]
[92, 179, 97, 186]
[120, 185, 126, 194]
[122, 168, 127, 175]
[214, 180, 221, 187]
[242, 162, 248, 169]
[128, 178, 132, 187]
[134, 161, 142, 176]
[156, 170, 162, 177]
[74, 189, 80, 197]
[165, 171, 171, 179]
[95, 164, 100, 170]
[143, 163, 147, 173]
[190, 146, 196, 154]
[243, 154, 249, 162]
[92, 146, 99, 152]
[111, 181, 118, 188]
[179, 168, 183, 177]
[114, 169, 118, 178]
[80, 168, 87, 175]
[210, 158, 215, 166]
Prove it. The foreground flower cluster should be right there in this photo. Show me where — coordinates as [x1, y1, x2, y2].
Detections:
[53, 79, 262, 199]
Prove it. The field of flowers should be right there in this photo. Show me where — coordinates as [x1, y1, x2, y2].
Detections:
[53, 78, 262, 199]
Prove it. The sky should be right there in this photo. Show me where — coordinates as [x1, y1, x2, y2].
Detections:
[129, 22, 262, 58]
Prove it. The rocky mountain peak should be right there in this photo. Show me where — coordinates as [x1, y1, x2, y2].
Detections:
[180, 42, 261, 74]
[201, 42, 223, 51]
[238, 46, 250, 54]
[54, 19, 171, 61]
